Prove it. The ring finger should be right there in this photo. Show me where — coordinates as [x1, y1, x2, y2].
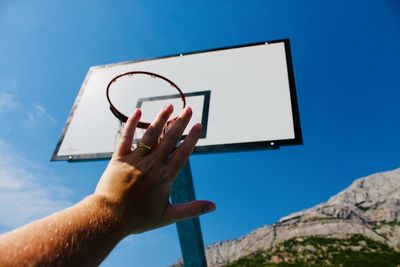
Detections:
[135, 104, 174, 157]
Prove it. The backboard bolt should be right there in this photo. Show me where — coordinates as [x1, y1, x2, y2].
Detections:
[270, 142, 275, 146]
[68, 155, 73, 160]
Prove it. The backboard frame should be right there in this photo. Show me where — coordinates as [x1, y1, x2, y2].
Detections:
[51, 38, 302, 161]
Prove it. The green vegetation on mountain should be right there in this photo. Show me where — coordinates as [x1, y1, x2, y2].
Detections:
[225, 235, 400, 267]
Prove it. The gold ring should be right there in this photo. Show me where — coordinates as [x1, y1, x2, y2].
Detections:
[138, 142, 152, 151]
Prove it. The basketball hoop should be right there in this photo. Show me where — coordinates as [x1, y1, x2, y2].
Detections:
[106, 71, 186, 129]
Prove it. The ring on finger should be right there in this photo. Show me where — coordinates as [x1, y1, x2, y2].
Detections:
[138, 142, 152, 152]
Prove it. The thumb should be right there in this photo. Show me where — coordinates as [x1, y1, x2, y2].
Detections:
[165, 200, 216, 223]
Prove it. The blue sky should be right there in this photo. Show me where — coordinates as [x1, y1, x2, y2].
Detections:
[1, 1, 399, 266]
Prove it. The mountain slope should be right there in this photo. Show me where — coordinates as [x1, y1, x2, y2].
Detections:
[172, 167, 400, 267]
[226, 235, 400, 267]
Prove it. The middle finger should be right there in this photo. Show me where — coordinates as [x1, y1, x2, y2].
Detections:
[154, 106, 192, 159]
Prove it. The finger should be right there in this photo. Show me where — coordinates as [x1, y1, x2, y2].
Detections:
[136, 104, 174, 157]
[155, 106, 192, 159]
[164, 200, 216, 224]
[167, 123, 202, 176]
[115, 109, 141, 156]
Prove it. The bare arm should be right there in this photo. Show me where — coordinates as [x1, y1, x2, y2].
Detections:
[0, 105, 216, 266]
[0, 195, 124, 266]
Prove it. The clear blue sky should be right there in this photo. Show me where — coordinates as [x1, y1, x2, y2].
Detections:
[1, 1, 399, 266]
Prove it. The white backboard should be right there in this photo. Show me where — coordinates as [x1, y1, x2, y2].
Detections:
[52, 39, 302, 161]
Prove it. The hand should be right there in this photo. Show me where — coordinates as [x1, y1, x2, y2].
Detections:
[95, 104, 216, 235]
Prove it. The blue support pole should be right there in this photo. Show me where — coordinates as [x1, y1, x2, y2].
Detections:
[171, 160, 207, 267]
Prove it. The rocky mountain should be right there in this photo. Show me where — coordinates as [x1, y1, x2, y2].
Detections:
[172, 167, 400, 266]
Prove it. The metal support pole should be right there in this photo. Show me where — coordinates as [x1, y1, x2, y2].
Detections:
[171, 160, 207, 267]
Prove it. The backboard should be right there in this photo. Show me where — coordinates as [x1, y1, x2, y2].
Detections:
[52, 39, 302, 161]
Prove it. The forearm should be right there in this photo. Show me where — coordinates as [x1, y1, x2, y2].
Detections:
[0, 194, 125, 267]
[0, 106, 216, 266]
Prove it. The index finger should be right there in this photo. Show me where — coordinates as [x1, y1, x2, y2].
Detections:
[166, 123, 202, 179]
